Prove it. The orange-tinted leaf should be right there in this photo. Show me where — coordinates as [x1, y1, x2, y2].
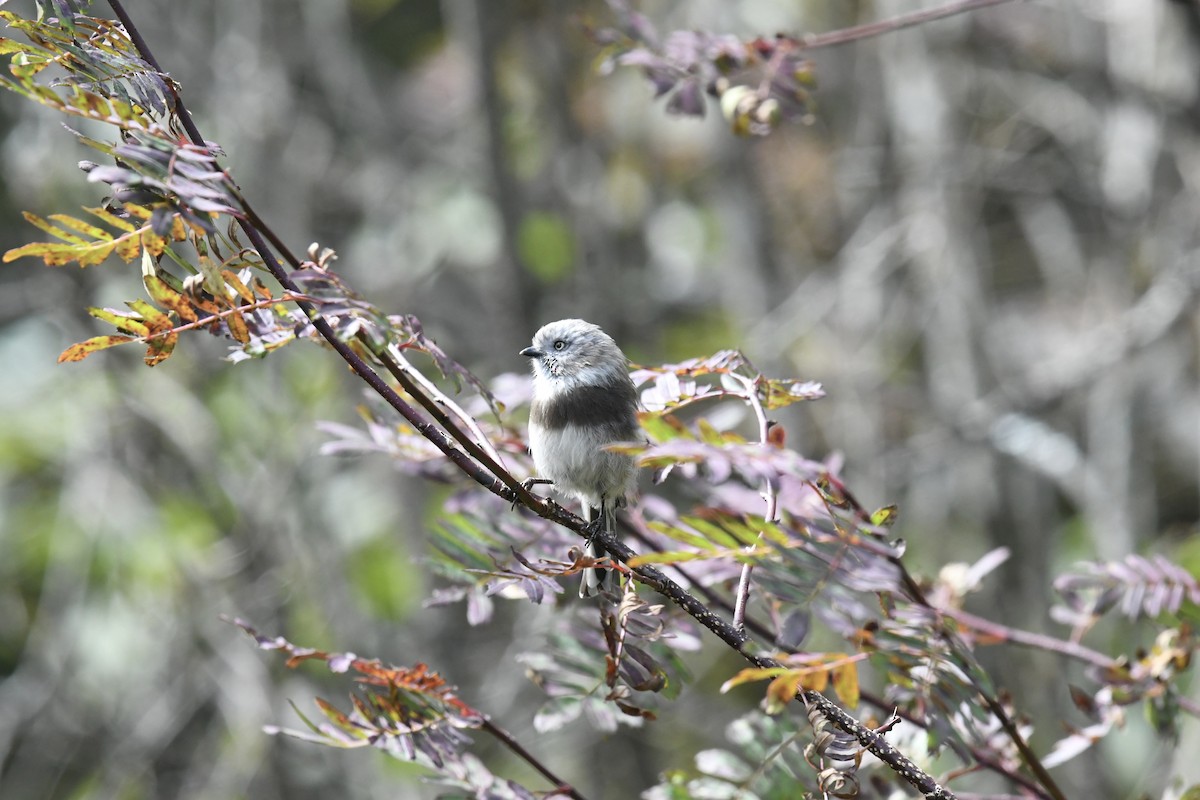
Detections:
[4, 241, 104, 266]
[765, 670, 808, 714]
[832, 663, 860, 709]
[615, 701, 656, 720]
[49, 213, 111, 241]
[127, 299, 173, 332]
[21, 211, 87, 244]
[114, 233, 142, 262]
[84, 205, 137, 233]
[227, 309, 250, 344]
[143, 330, 177, 366]
[315, 697, 354, 729]
[721, 666, 787, 692]
[222, 269, 255, 304]
[140, 228, 167, 257]
[767, 422, 786, 448]
[1069, 685, 1097, 717]
[57, 335, 134, 363]
[144, 274, 198, 323]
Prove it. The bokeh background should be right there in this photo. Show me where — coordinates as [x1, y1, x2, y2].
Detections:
[1, 0, 1198, 797]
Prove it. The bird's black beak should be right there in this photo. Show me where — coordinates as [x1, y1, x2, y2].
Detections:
[519, 346, 542, 358]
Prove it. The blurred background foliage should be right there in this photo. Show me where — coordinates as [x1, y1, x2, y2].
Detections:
[1, 0, 1198, 797]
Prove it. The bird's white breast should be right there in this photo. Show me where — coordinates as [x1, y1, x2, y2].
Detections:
[528, 420, 633, 509]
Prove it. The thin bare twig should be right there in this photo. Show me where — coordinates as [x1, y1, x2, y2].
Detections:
[724, 370, 775, 634]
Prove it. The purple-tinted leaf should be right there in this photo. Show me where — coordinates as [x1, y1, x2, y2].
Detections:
[328, 653, 355, 673]
[666, 79, 706, 117]
[775, 608, 811, 650]
[184, 195, 233, 214]
[466, 589, 494, 626]
[533, 696, 583, 733]
[149, 205, 173, 237]
[85, 165, 136, 185]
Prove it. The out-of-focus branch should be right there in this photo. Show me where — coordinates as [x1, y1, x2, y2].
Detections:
[944, 608, 1116, 669]
[800, 0, 1021, 50]
[478, 719, 588, 800]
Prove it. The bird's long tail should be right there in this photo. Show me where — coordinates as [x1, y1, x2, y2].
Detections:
[579, 502, 613, 598]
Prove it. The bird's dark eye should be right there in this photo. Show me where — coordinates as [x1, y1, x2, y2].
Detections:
[553, 339, 566, 350]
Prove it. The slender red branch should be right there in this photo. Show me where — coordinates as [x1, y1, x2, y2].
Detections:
[134, 293, 309, 341]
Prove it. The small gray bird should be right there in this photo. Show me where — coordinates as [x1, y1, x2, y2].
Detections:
[520, 319, 639, 597]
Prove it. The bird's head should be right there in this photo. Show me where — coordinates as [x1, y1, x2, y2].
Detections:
[520, 318, 628, 392]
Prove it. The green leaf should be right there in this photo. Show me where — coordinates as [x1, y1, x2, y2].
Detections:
[681, 515, 740, 548]
[760, 378, 825, 409]
[870, 505, 899, 528]
[627, 550, 719, 567]
[646, 520, 720, 551]
[639, 412, 692, 443]
[0, 38, 33, 56]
